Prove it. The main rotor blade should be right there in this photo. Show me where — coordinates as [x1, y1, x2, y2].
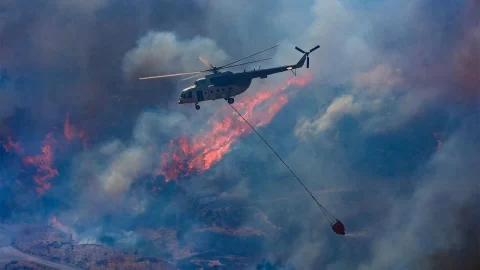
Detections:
[309, 45, 320, 52]
[219, 44, 278, 69]
[139, 71, 203, 80]
[181, 73, 204, 81]
[295, 47, 306, 54]
[219, 57, 272, 69]
[199, 56, 214, 68]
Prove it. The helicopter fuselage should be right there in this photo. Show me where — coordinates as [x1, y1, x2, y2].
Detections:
[139, 44, 318, 110]
[178, 52, 308, 110]
[178, 71, 252, 105]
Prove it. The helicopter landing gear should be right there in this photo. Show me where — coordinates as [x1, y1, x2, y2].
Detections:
[195, 104, 200, 110]
[227, 98, 234, 104]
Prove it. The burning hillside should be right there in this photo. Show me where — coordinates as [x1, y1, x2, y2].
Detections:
[2, 73, 312, 196]
[1, 114, 87, 195]
[156, 73, 312, 181]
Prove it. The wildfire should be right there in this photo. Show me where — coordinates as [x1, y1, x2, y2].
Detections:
[23, 132, 59, 194]
[1, 113, 88, 195]
[1, 136, 24, 155]
[156, 74, 312, 181]
[50, 216, 77, 240]
[50, 216, 63, 228]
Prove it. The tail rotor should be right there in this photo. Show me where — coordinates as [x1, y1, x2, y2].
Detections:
[295, 45, 320, 68]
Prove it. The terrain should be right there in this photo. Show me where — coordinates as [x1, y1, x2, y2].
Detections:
[0, 193, 305, 270]
[0, 224, 177, 270]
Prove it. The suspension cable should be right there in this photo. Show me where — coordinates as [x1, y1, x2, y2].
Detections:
[229, 103, 337, 224]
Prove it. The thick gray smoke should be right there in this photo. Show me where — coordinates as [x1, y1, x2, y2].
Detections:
[0, 0, 479, 269]
[123, 31, 229, 80]
[359, 120, 479, 270]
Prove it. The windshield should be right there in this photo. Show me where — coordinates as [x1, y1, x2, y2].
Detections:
[181, 91, 192, 99]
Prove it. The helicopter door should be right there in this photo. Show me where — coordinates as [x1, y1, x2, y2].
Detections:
[196, 90, 204, 101]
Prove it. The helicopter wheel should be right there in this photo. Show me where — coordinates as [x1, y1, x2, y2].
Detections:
[195, 104, 200, 110]
[227, 98, 234, 104]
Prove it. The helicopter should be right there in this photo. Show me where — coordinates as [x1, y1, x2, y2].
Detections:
[139, 44, 320, 110]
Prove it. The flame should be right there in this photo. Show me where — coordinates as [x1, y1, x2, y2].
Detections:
[50, 216, 63, 228]
[3, 115, 85, 195]
[23, 132, 59, 194]
[4, 114, 87, 195]
[156, 74, 312, 181]
[50, 216, 77, 240]
[2, 135, 58, 193]
[433, 132, 442, 151]
[64, 113, 87, 148]
[1, 136, 24, 155]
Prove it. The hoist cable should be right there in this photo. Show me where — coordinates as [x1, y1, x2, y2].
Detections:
[229, 103, 337, 224]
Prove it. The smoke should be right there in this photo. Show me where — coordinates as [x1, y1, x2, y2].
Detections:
[99, 144, 152, 195]
[53, 0, 110, 12]
[65, 73, 312, 226]
[122, 31, 229, 80]
[295, 95, 355, 137]
[359, 119, 480, 270]
[1, 0, 479, 269]
[417, 202, 480, 270]
[70, 111, 176, 214]
[157, 74, 311, 181]
[0, 70, 20, 126]
[452, 25, 480, 98]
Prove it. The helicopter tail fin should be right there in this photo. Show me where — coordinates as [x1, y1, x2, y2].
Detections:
[294, 45, 320, 68]
[294, 54, 308, 68]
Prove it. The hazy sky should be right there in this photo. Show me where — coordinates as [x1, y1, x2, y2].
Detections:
[0, 0, 479, 269]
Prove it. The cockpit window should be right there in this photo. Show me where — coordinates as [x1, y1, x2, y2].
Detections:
[181, 91, 192, 99]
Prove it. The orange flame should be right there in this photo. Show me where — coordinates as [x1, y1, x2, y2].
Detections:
[23, 132, 59, 194]
[4, 114, 85, 195]
[50, 216, 63, 228]
[156, 74, 312, 181]
[1, 136, 24, 155]
[64, 113, 87, 148]
[50, 216, 77, 240]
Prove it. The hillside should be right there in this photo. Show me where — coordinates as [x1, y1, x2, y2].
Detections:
[1, 224, 177, 270]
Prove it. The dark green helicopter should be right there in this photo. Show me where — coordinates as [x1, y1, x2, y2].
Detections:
[139, 44, 319, 110]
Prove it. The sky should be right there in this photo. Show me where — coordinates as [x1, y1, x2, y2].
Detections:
[0, 0, 479, 269]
